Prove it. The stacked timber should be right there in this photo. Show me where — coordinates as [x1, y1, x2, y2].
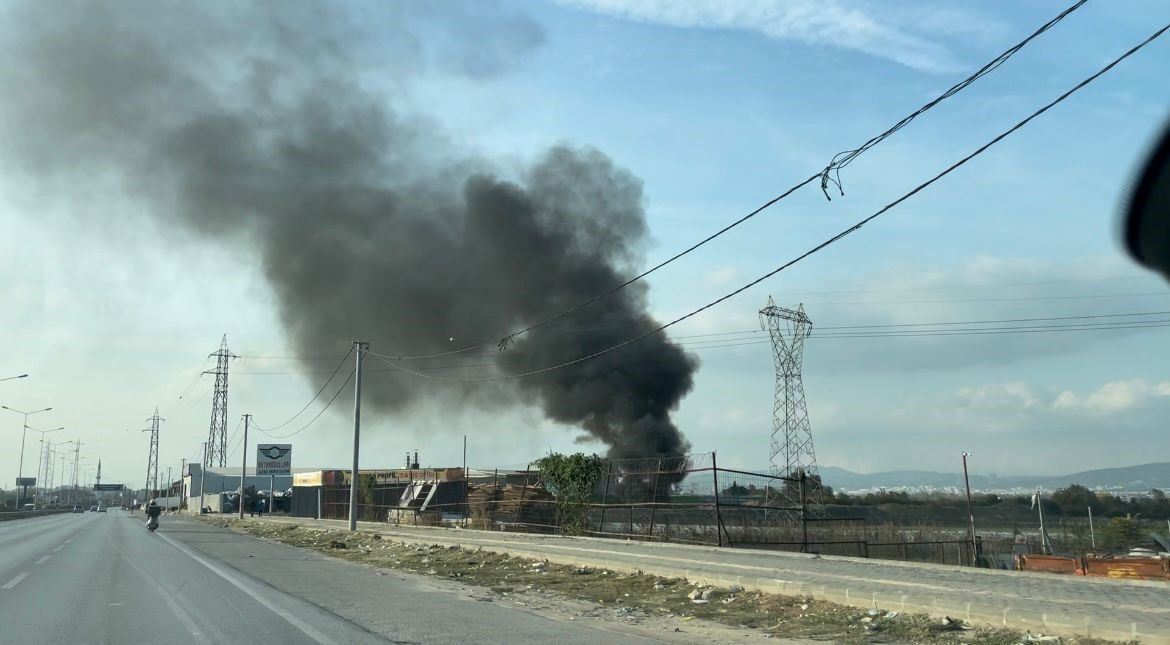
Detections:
[467, 483, 556, 531]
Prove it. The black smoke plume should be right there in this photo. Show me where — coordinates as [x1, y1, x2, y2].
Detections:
[0, 1, 697, 458]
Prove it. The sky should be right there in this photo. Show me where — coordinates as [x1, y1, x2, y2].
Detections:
[2, 0, 1169, 492]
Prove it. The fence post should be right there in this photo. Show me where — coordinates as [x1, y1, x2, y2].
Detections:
[517, 467, 531, 533]
[597, 461, 612, 536]
[489, 468, 498, 531]
[711, 452, 729, 547]
[799, 472, 808, 553]
[647, 458, 662, 539]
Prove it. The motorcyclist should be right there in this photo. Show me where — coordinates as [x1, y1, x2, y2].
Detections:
[145, 499, 162, 529]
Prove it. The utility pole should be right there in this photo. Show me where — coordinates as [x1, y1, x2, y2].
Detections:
[199, 441, 207, 514]
[1035, 488, 1049, 555]
[56, 454, 66, 504]
[71, 442, 80, 505]
[204, 335, 237, 468]
[962, 452, 976, 566]
[179, 458, 186, 511]
[143, 407, 162, 501]
[348, 341, 368, 532]
[239, 414, 250, 520]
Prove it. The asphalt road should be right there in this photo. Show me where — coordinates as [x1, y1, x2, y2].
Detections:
[0, 511, 658, 644]
[258, 516, 1170, 643]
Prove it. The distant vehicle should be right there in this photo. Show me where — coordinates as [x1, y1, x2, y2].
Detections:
[97, 505, 107, 513]
[88, 505, 97, 512]
[22, 504, 34, 510]
[71, 506, 82, 513]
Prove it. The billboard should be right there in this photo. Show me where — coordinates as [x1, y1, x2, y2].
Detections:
[15, 477, 35, 487]
[257, 444, 292, 476]
[94, 484, 124, 491]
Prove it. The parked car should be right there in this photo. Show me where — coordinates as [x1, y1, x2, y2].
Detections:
[97, 505, 106, 513]
[71, 506, 83, 513]
[88, 505, 97, 512]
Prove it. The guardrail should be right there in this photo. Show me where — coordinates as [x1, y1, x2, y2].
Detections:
[0, 509, 72, 521]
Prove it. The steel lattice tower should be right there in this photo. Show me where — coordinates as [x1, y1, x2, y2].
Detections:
[144, 407, 162, 497]
[759, 297, 823, 506]
[37, 441, 53, 504]
[204, 335, 236, 467]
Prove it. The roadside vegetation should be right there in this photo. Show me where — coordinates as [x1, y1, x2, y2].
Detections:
[201, 516, 1125, 644]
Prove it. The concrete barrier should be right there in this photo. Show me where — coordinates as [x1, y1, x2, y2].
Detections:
[0, 509, 71, 521]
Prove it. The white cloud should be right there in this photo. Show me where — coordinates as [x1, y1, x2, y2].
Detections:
[556, 0, 986, 72]
[1053, 379, 1170, 414]
[957, 381, 1037, 410]
[704, 266, 740, 286]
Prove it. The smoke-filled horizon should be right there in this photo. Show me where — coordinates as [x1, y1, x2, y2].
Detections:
[0, 1, 697, 459]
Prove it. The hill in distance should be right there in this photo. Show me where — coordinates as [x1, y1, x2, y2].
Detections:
[819, 462, 1170, 493]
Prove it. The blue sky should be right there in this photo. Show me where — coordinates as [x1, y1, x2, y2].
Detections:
[2, 0, 1169, 489]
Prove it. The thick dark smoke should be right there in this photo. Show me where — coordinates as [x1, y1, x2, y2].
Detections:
[0, 1, 697, 459]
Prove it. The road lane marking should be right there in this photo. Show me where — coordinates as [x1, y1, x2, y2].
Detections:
[123, 554, 210, 644]
[157, 533, 334, 644]
[35, 556, 50, 565]
[65, 538, 73, 543]
[52, 545, 63, 552]
[1, 572, 29, 589]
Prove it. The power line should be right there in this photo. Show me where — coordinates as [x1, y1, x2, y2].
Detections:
[237, 311, 1170, 376]
[817, 0, 1087, 197]
[686, 321, 1170, 349]
[161, 358, 211, 418]
[253, 369, 355, 440]
[770, 274, 1153, 297]
[804, 291, 1169, 306]
[373, 1, 1088, 362]
[669, 310, 1170, 340]
[367, 22, 1170, 383]
[249, 348, 353, 432]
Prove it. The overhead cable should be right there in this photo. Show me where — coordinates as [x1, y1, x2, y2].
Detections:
[367, 22, 1170, 382]
[253, 369, 355, 439]
[250, 347, 353, 432]
[374, 1, 1089, 362]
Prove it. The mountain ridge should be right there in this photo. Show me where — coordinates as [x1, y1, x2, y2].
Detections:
[818, 462, 1170, 492]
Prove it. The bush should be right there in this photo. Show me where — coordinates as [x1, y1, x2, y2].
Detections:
[533, 452, 604, 536]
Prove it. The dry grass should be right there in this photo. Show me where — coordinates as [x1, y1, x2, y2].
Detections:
[201, 517, 1127, 645]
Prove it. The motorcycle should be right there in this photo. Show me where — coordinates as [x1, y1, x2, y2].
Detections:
[146, 516, 159, 532]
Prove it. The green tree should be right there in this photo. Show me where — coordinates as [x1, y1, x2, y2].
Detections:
[1101, 516, 1143, 551]
[534, 452, 604, 536]
[723, 481, 749, 498]
[1051, 484, 1099, 516]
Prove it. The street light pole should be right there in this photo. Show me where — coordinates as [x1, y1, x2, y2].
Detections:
[962, 452, 977, 566]
[0, 374, 29, 383]
[1, 405, 52, 507]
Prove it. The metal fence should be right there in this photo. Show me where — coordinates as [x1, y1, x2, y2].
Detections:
[308, 453, 1000, 567]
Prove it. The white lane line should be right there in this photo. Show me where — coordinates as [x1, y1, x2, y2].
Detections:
[65, 538, 73, 543]
[1, 572, 30, 589]
[157, 533, 334, 645]
[52, 545, 63, 552]
[124, 549, 210, 644]
[35, 556, 50, 565]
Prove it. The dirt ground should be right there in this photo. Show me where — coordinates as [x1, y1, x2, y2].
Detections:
[200, 517, 1128, 645]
